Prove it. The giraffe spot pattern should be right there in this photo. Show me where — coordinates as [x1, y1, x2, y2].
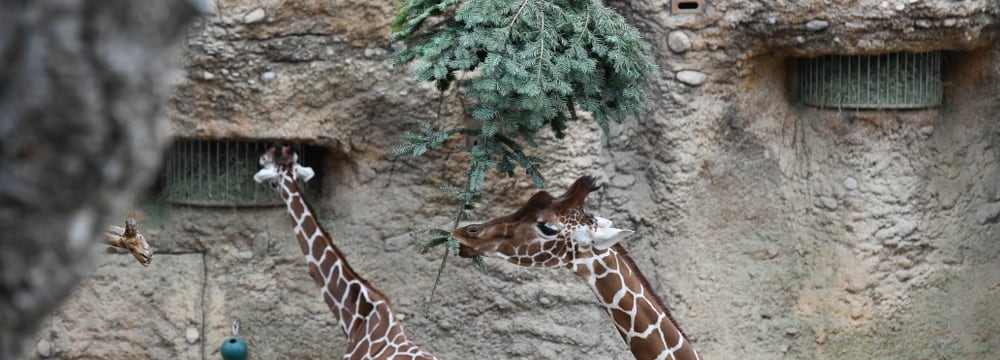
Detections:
[275, 174, 436, 359]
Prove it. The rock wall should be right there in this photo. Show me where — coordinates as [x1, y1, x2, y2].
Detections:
[21, 0, 1000, 359]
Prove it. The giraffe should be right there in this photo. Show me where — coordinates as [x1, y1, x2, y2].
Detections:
[105, 217, 153, 266]
[253, 144, 437, 360]
[452, 176, 701, 360]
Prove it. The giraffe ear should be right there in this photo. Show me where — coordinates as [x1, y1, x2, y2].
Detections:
[589, 228, 633, 250]
[293, 164, 315, 182]
[571, 227, 633, 250]
[253, 166, 280, 183]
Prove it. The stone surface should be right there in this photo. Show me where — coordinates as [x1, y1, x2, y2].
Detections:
[19, 1, 1000, 360]
[243, 8, 266, 24]
[806, 20, 829, 31]
[668, 31, 692, 53]
[676, 70, 708, 86]
[819, 196, 839, 210]
[977, 202, 1000, 225]
[35, 340, 50, 358]
[185, 327, 200, 345]
[23, 255, 204, 359]
[259, 71, 277, 82]
[384, 233, 415, 252]
[0, 1, 198, 358]
[843, 177, 858, 190]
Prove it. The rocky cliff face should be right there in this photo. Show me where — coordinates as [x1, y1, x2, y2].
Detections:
[21, 0, 1000, 359]
[0, 1, 198, 358]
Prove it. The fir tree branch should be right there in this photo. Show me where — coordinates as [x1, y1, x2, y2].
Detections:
[420, 179, 479, 315]
[508, 0, 531, 30]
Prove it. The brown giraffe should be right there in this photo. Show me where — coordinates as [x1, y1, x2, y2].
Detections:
[452, 176, 701, 360]
[253, 144, 437, 360]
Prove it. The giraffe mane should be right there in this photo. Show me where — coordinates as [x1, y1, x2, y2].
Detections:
[610, 243, 691, 340]
[553, 176, 688, 338]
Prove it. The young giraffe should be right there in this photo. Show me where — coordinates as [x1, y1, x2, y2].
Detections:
[253, 144, 436, 360]
[452, 176, 701, 360]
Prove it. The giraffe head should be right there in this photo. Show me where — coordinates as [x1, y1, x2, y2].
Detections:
[253, 143, 315, 186]
[452, 176, 633, 268]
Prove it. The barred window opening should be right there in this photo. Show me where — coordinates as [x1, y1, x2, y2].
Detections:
[164, 140, 323, 207]
[796, 51, 943, 110]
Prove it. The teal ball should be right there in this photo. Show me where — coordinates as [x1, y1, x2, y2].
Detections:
[220, 337, 248, 360]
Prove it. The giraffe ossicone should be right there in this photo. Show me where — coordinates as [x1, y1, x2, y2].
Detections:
[452, 176, 701, 360]
[254, 151, 314, 183]
[254, 144, 436, 360]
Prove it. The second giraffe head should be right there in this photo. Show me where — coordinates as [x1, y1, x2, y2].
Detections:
[451, 176, 633, 269]
[253, 143, 315, 185]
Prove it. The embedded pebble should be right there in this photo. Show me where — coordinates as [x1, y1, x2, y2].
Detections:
[765, 245, 779, 259]
[202, 71, 215, 80]
[185, 327, 200, 344]
[883, 237, 900, 247]
[676, 70, 707, 86]
[260, 71, 276, 82]
[943, 18, 956, 27]
[819, 196, 838, 210]
[843, 177, 858, 191]
[919, 126, 934, 137]
[896, 270, 913, 281]
[37, 339, 52, 358]
[252, 232, 269, 257]
[243, 8, 266, 24]
[383, 233, 413, 252]
[667, 31, 692, 53]
[611, 174, 636, 188]
[895, 220, 917, 238]
[894, 256, 914, 269]
[915, 19, 932, 28]
[238, 250, 254, 259]
[806, 20, 829, 31]
[976, 202, 1000, 225]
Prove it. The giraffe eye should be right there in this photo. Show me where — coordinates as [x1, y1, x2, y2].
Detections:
[536, 222, 559, 236]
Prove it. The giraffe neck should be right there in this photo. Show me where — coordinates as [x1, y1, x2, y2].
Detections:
[570, 244, 700, 360]
[276, 173, 435, 359]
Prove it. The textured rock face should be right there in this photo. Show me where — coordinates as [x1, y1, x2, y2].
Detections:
[20, 0, 1000, 359]
[0, 1, 198, 358]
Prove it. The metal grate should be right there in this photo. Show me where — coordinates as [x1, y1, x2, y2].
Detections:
[164, 140, 318, 207]
[797, 51, 942, 110]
